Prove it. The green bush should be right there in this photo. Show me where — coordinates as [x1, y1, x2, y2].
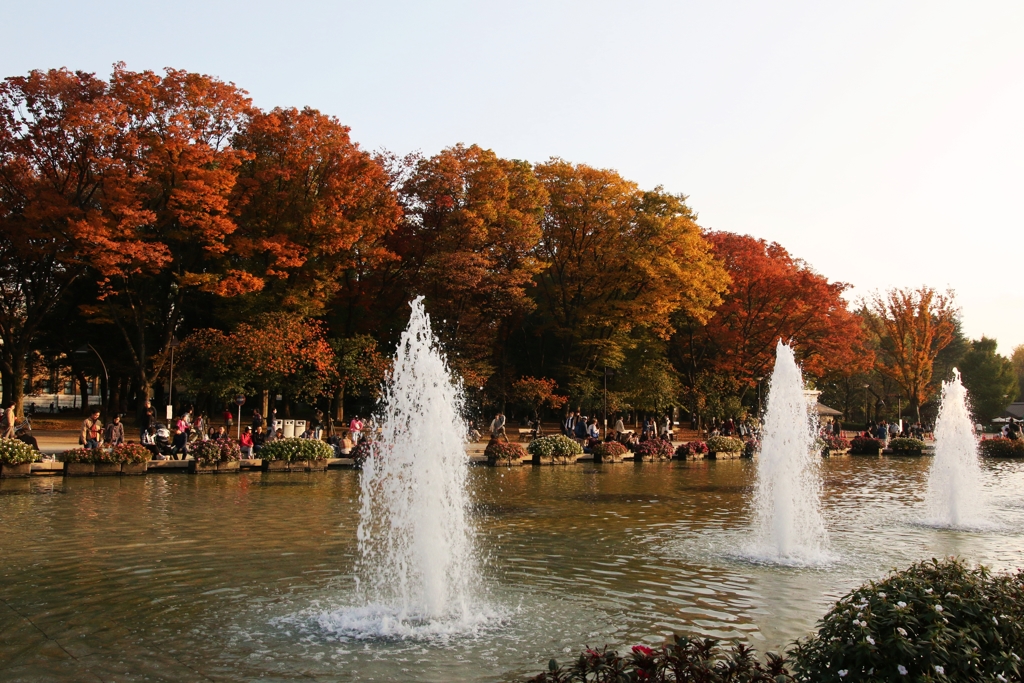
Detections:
[112, 443, 151, 464]
[706, 435, 744, 453]
[592, 441, 629, 460]
[790, 558, 1024, 682]
[635, 438, 674, 459]
[259, 437, 331, 462]
[527, 434, 583, 459]
[485, 439, 527, 463]
[0, 438, 36, 465]
[889, 437, 926, 455]
[980, 438, 1024, 458]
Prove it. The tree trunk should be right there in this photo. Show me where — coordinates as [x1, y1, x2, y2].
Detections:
[75, 369, 90, 413]
[261, 389, 269, 419]
[334, 385, 346, 423]
[0, 350, 28, 417]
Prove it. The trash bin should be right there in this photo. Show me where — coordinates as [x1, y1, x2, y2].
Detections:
[283, 419, 295, 438]
[294, 420, 307, 437]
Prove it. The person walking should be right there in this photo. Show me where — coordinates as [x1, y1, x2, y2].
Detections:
[81, 410, 103, 449]
[140, 400, 154, 442]
[251, 409, 263, 431]
[0, 403, 15, 439]
[104, 415, 125, 446]
[349, 415, 363, 444]
[223, 406, 233, 429]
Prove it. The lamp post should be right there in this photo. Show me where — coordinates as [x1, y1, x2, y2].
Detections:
[756, 377, 764, 418]
[166, 337, 180, 422]
[75, 344, 109, 420]
[863, 384, 871, 424]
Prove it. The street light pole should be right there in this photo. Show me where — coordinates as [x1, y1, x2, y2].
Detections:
[75, 345, 109, 420]
[167, 337, 180, 422]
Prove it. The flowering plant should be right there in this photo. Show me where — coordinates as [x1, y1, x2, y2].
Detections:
[60, 447, 92, 464]
[822, 434, 850, 451]
[112, 443, 151, 464]
[0, 438, 35, 465]
[527, 434, 583, 459]
[889, 437, 925, 455]
[706, 436, 744, 453]
[676, 441, 709, 458]
[259, 437, 331, 462]
[789, 558, 1024, 681]
[634, 438, 674, 459]
[485, 439, 526, 464]
[192, 440, 223, 465]
[980, 438, 1024, 458]
[743, 437, 760, 457]
[592, 441, 628, 460]
[850, 436, 883, 455]
[88, 447, 118, 464]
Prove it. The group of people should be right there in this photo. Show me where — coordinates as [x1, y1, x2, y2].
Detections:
[79, 410, 126, 449]
[860, 419, 927, 443]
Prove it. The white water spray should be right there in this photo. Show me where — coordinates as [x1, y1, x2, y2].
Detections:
[318, 297, 487, 638]
[749, 341, 829, 565]
[924, 369, 985, 528]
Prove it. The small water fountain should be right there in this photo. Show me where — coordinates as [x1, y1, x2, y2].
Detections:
[749, 340, 830, 565]
[318, 296, 488, 638]
[924, 369, 985, 528]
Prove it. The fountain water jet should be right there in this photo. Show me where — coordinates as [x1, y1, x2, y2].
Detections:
[924, 369, 985, 528]
[318, 297, 490, 638]
[748, 341, 830, 565]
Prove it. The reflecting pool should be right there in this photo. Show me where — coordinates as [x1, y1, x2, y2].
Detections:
[1, 457, 1022, 681]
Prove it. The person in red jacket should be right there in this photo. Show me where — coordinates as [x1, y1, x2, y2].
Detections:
[239, 426, 254, 458]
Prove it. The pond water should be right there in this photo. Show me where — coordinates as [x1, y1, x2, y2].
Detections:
[1, 457, 1022, 682]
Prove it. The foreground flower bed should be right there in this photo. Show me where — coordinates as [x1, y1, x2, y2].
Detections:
[529, 558, 1024, 682]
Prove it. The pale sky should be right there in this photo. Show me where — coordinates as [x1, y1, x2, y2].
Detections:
[6, 1, 1023, 353]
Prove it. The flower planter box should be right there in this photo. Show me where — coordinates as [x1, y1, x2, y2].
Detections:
[0, 463, 33, 478]
[93, 462, 122, 476]
[487, 455, 523, 467]
[707, 450, 743, 460]
[189, 461, 218, 474]
[532, 454, 578, 465]
[218, 461, 240, 473]
[851, 449, 881, 456]
[593, 452, 624, 463]
[121, 462, 149, 475]
[63, 462, 95, 476]
[261, 459, 290, 472]
[302, 460, 328, 472]
[674, 452, 705, 461]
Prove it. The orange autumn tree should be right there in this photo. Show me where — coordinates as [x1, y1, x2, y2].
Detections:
[381, 144, 547, 388]
[0, 68, 156, 413]
[510, 376, 568, 421]
[230, 106, 401, 319]
[532, 160, 728, 382]
[671, 232, 868, 415]
[868, 287, 958, 421]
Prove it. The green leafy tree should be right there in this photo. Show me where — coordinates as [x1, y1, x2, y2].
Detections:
[959, 337, 1017, 422]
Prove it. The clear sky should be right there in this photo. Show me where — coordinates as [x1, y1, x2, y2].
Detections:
[6, 1, 1022, 353]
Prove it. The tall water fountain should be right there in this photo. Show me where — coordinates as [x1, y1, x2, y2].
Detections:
[925, 369, 985, 528]
[749, 341, 829, 564]
[320, 297, 485, 637]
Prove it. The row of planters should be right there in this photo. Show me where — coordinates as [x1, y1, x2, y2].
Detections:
[849, 436, 928, 456]
[528, 557, 1024, 682]
[675, 436, 747, 460]
[61, 443, 152, 475]
[483, 435, 754, 467]
[979, 438, 1024, 458]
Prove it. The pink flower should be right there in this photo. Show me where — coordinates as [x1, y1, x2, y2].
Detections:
[632, 645, 655, 657]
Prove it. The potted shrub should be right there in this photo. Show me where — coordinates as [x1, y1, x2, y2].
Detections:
[350, 439, 372, 469]
[706, 436, 744, 459]
[743, 437, 760, 458]
[634, 438, 675, 461]
[114, 443, 151, 474]
[527, 434, 582, 465]
[258, 438, 320, 472]
[675, 441, 708, 460]
[61, 447, 95, 476]
[0, 437, 36, 478]
[90, 447, 121, 475]
[190, 438, 243, 473]
[888, 437, 926, 456]
[485, 439, 526, 466]
[980, 438, 1024, 458]
[850, 436, 882, 455]
[591, 440, 629, 463]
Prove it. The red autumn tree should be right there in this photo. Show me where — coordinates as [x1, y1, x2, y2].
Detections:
[83, 66, 256, 420]
[510, 376, 568, 420]
[867, 286, 958, 421]
[0, 68, 156, 413]
[230, 106, 401, 318]
[671, 232, 869, 409]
